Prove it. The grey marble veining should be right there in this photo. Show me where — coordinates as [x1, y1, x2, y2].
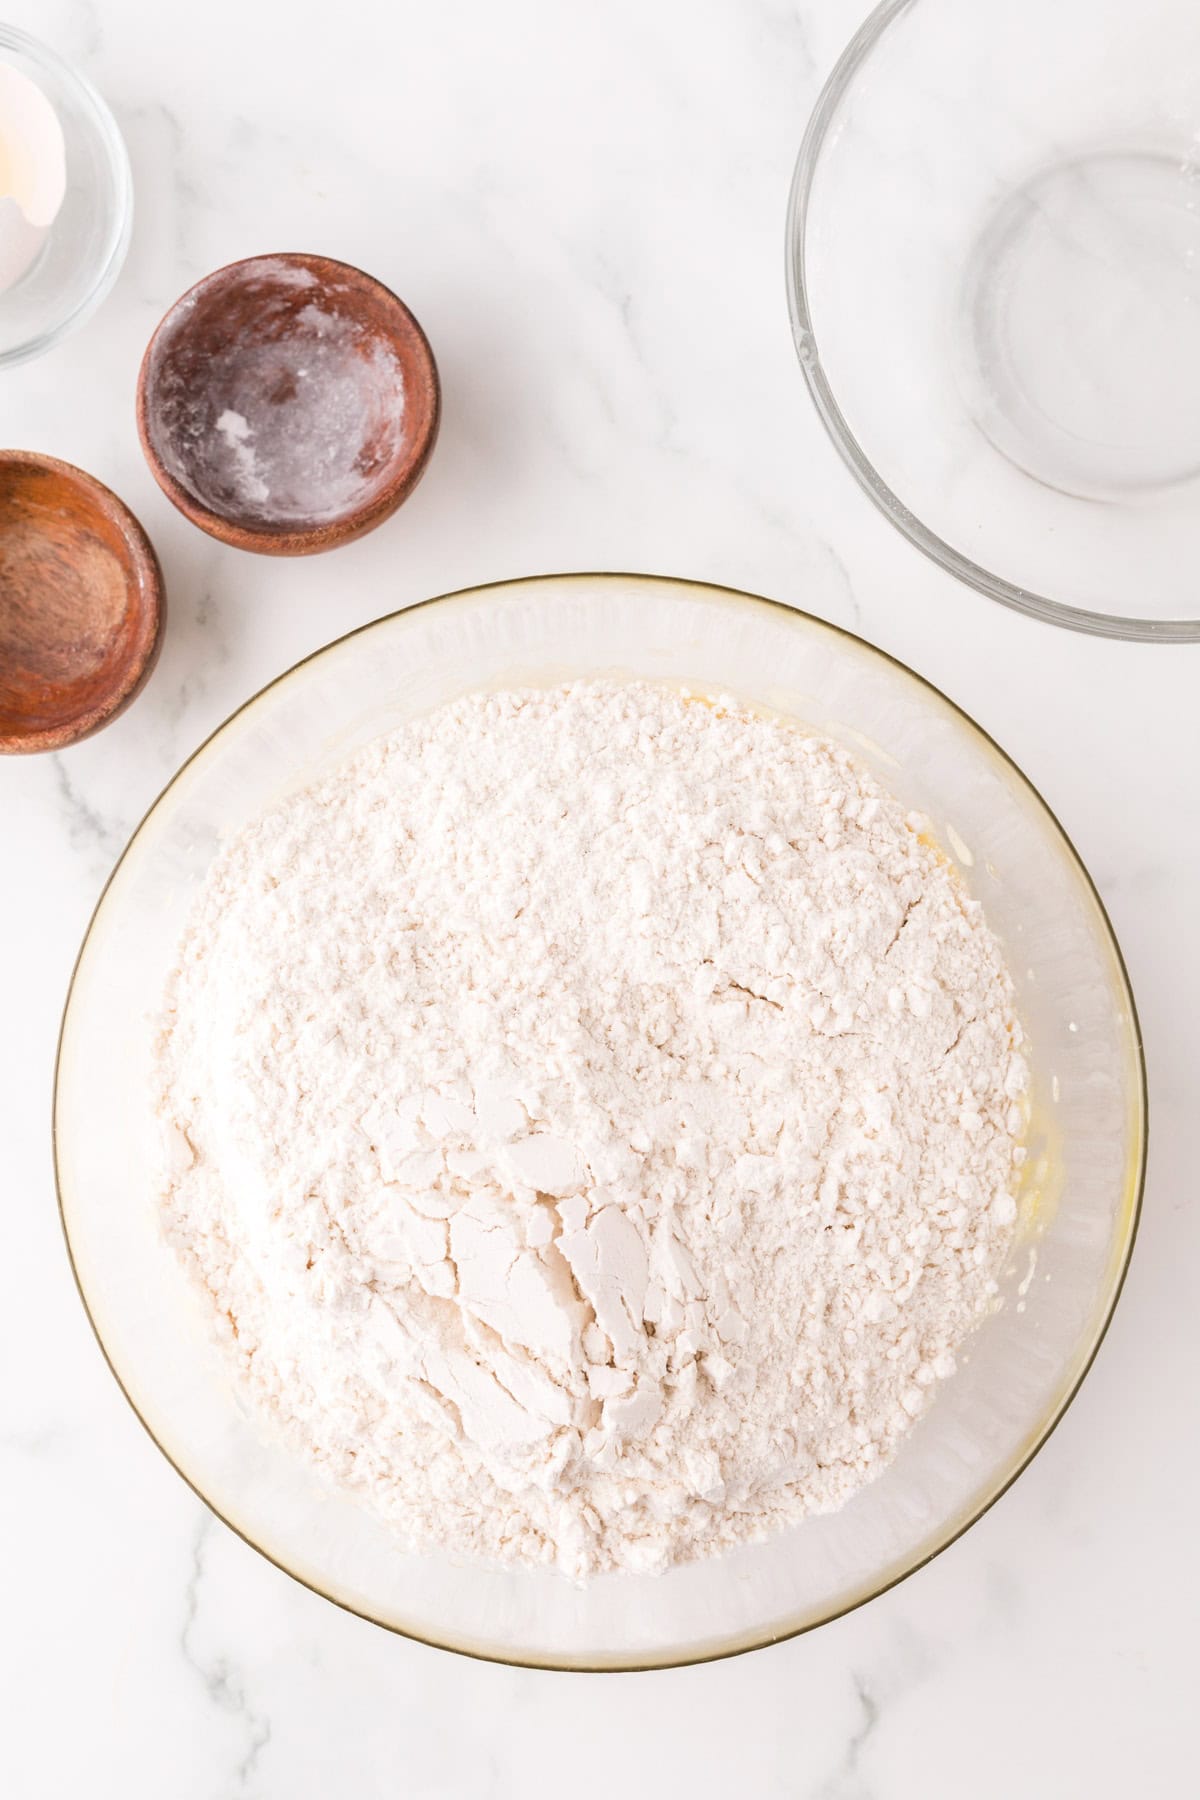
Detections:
[180, 1514, 273, 1794]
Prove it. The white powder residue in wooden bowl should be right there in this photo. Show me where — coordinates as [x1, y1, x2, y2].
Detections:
[157, 295, 405, 526]
[155, 682, 1027, 1579]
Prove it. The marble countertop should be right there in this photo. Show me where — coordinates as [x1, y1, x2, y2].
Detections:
[2, 0, 1196, 1793]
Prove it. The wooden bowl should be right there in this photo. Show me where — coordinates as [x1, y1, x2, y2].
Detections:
[0, 452, 165, 754]
[136, 254, 440, 556]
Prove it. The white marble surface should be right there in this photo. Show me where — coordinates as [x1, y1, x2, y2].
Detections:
[1, 0, 1196, 1793]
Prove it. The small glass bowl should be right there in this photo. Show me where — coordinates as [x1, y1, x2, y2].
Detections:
[787, 0, 1200, 641]
[0, 24, 131, 369]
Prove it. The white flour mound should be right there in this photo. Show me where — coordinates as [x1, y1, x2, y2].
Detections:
[156, 681, 1027, 1579]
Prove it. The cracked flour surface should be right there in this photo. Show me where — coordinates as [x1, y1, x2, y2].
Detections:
[156, 682, 1027, 1579]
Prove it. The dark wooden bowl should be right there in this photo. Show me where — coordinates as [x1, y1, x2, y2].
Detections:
[136, 254, 440, 556]
[0, 452, 165, 755]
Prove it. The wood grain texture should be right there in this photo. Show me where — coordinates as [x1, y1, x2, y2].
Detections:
[0, 452, 165, 754]
[137, 253, 441, 556]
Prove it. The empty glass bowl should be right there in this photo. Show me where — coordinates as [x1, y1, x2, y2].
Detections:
[0, 24, 131, 368]
[55, 575, 1144, 1668]
[788, 0, 1200, 640]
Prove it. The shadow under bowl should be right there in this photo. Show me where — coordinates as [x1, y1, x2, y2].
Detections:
[0, 452, 164, 754]
[136, 253, 440, 556]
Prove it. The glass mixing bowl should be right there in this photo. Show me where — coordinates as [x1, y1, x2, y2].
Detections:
[0, 24, 131, 369]
[54, 575, 1144, 1668]
[787, 0, 1200, 641]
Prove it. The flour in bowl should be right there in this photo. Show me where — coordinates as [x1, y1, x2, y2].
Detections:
[156, 681, 1027, 1578]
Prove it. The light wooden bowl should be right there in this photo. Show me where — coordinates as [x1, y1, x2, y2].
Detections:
[0, 451, 164, 754]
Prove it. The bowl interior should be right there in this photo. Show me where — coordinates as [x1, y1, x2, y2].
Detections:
[0, 25, 131, 368]
[0, 456, 161, 751]
[789, 0, 1200, 639]
[55, 575, 1143, 1667]
[139, 255, 437, 550]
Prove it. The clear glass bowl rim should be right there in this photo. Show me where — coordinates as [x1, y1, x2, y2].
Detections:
[785, 0, 1200, 644]
[0, 22, 133, 370]
[53, 572, 1148, 1669]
